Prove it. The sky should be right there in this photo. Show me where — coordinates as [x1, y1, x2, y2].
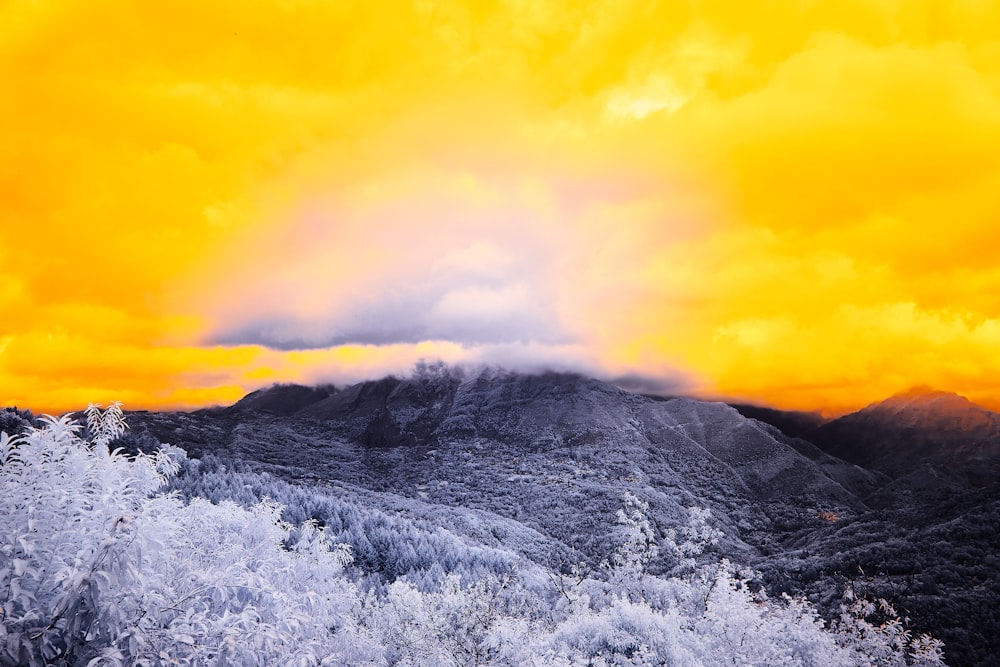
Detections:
[3, 0, 1000, 415]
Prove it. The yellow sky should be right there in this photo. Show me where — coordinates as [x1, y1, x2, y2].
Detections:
[3, 0, 1000, 415]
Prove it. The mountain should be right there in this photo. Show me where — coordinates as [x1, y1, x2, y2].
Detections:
[228, 382, 336, 416]
[213, 370, 871, 506]
[5, 393, 959, 667]
[130, 370, 873, 566]
[805, 388, 1000, 490]
[119, 372, 1000, 666]
[729, 403, 827, 437]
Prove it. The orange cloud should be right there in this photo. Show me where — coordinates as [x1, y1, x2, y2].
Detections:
[4, 1, 1000, 414]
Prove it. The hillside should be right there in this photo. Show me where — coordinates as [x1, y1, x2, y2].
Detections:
[805, 388, 1000, 499]
[17, 370, 999, 665]
[131, 370, 877, 566]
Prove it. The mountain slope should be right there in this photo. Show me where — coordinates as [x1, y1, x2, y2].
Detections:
[806, 388, 1000, 486]
[129, 370, 875, 570]
[215, 370, 869, 508]
[730, 403, 827, 437]
[229, 383, 336, 416]
[118, 372, 1000, 665]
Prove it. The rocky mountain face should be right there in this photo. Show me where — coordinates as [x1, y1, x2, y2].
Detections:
[113, 372, 1000, 666]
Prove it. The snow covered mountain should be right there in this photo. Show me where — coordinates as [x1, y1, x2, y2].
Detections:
[132, 371, 872, 564]
[106, 370, 1000, 665]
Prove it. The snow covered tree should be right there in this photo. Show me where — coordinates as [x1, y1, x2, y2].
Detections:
[0, 412, 366, 666]
[84, 402, 128, 447]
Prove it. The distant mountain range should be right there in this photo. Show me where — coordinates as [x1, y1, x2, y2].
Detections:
[8, 371, 999, 665]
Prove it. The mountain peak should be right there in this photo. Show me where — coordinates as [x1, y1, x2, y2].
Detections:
[869, 387, 994, 421]
[229, 383, 335, 416]
[807, 386, 1000, 478]
[864, 387, 996, 426]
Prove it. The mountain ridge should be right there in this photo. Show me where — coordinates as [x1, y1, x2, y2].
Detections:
[27, 371, 1000, 665]
[217, 379, 1000, 486]
[199, 370, 872, 506]
[804, 387, 1000, 480]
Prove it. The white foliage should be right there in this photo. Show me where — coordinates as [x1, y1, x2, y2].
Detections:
[662, 505, 724, 578]
[0, 413, 366, 667]
[832, 588, 947, 667]
[85, 403, 128, 447]
[0, 416, 946, 666]
[609, 493, 659, 577]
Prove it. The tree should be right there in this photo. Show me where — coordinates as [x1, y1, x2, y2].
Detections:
[84, 402, 127, 447]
